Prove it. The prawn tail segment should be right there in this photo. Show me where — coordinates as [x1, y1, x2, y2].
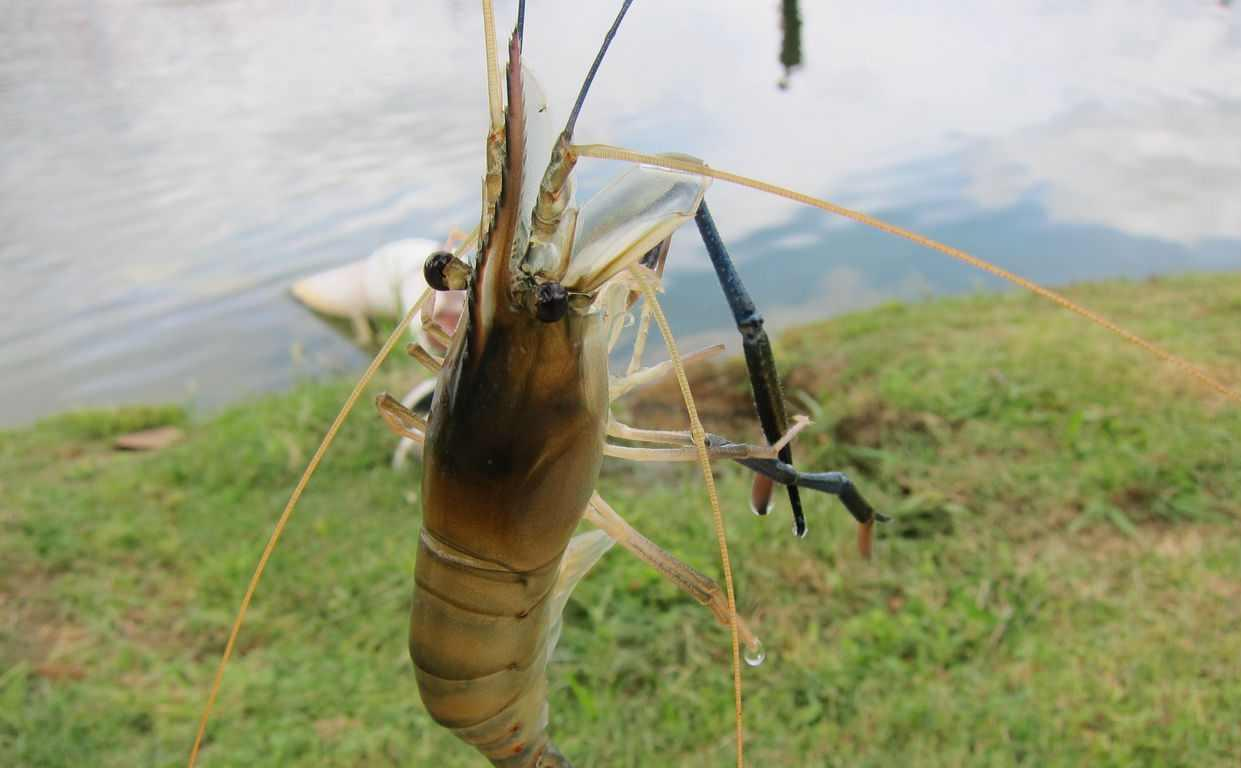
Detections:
[411, 529, 613, 768]
[534, 744, 575, 768]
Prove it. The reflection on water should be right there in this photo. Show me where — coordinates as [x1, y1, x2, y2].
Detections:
[968, 99, 1241, 245]
[1, 0, 1239, 427]
[778, 0, 803, 90]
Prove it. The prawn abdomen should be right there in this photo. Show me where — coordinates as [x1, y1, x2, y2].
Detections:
[410, 529, 613, 767]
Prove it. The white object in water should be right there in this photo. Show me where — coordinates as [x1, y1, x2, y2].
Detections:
[292, 238, 466, 468]
[291, 238, 441, 347]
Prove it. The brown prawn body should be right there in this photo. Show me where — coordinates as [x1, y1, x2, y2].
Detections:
[412, 287, 610, 766]
[406, 21, 663, 766]
[184, 6, 1241, 768]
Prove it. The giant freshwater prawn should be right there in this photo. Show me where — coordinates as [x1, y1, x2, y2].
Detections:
[188, 2, 1241, 766]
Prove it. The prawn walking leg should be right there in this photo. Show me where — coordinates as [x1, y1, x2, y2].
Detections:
[605, 417, 884, 531]
[584, 493, 761, 655]
[695, 199, 882, 546]
[695, 200, 808, 534]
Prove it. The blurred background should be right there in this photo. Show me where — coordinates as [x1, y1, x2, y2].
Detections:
[2, 0, 1240, 426]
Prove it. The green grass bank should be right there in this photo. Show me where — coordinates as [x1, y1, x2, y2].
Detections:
[3, 273, 1240, 767]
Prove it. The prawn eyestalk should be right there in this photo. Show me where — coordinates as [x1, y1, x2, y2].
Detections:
[424, 250, 472, 292]
[533, 282, 569, 323]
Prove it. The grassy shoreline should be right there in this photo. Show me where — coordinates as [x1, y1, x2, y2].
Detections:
[3, 273, 1240, 766]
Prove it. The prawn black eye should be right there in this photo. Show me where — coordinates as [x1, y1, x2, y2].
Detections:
[535, 281, 568, 323]
[424, 250, 471, 291]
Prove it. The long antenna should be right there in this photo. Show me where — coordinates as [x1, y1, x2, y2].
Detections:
[516, 0, 526, 43]
[564, 0, 635, 138]
[527, 0, 637, 248]
[482, 0, 503, 132]
[187, 226, 478, 766]
[632, 266, 747, 768]
[186, 293, 431, 768]
[571, 144, 1241, 405]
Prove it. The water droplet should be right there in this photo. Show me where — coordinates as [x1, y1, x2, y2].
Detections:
[744, 641, 766, 667]
[750, 500, 774, 517]
[622, 312, 636, 328]
[793, 521, 808, 539]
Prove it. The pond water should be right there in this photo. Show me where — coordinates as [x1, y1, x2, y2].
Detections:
[2, 0, 1240, 427]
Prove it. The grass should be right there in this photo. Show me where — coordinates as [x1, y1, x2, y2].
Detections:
[2, 272, 1240, 767]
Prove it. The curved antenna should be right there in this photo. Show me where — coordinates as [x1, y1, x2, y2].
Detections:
[631, 265, 747, 768]
[186, 292, 430, 767]
[573, 143, 1241, 406]
[482, 0, 503, 132]
[564, 0, 636, 139]
[527, 0, 637, 253]
[187, 228, 479, 767]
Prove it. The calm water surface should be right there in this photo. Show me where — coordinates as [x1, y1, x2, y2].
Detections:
[2, 0, 1240, 427]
